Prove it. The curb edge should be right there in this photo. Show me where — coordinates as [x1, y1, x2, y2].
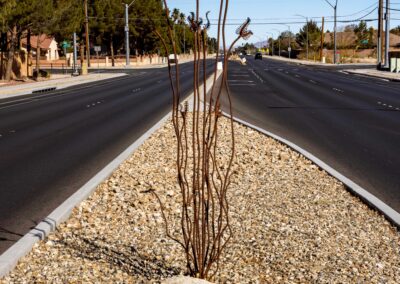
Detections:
[225, 113, 400, 227]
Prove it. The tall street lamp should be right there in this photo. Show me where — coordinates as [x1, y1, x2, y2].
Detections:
[295, 14, 309, 60]
[272, 29, 281, 56]
[323, 0, 338, 64]
[124, 0, 137, 66]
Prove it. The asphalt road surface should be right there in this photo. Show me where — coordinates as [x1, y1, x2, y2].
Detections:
[224, 56, 400, 213]
[0, 60, 214, 254]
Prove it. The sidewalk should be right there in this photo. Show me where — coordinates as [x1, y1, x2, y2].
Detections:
[342, 68, 400, 82]
[0, 73, 127, 100]
[263, 55, 373, 67]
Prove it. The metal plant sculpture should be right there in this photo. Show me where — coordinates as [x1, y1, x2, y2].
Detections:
[153, 0, 252, 279]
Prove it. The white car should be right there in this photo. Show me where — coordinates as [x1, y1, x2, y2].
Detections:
[168, 54, 179, 64]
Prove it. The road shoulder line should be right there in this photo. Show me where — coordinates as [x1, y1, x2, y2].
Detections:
[225, 114, 400, 228]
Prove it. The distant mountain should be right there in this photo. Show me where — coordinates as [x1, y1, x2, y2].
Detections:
[253, 40, 268, 48]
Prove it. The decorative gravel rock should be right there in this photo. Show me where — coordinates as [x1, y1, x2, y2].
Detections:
[1, 114, 400, 283]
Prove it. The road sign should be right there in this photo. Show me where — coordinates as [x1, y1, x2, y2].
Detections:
[94, 46, 101, 52]
[61, 41, 71, 49]
[288, 47, 292, 52]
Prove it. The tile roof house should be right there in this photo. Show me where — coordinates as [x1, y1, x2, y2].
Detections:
[21, 34, 59, 61]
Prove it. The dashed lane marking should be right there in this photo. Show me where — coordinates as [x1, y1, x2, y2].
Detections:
[309, 80, 317, 84]
[377, 101, 400, 111]
[333, 88, 344, 93]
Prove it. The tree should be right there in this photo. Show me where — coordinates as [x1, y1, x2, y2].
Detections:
[390, 25, 400, 36]
[296, 20, 322, 58]
[91, 0, 124, 66]
[26, 0, 54, 77]
[0, 0, 16, 79]
[354, 21, 371, 49]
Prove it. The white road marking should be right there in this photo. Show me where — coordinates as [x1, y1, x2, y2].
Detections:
[228, 80, 254, 83]
[295, 75, 301, 78]
[229, 83, 257, 86]
[377, 101, 382, 104]
[383, 103, 387, 106]
[309, 80, 317, 84]
[231, 74, 250, 77]
[333, 88, 344, 93]
[389, 105, 393, 108]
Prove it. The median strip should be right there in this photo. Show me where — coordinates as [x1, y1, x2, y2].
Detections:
[1, 109, 399, 282]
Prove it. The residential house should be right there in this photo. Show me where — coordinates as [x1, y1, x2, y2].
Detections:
[21, 34, 59, 61]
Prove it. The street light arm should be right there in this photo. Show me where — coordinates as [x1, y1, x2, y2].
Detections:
[128, 0, 136, 8]
[323, 0, 335, 9]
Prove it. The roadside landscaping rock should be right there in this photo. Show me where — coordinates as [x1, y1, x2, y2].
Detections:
[1, 114, 399, 283]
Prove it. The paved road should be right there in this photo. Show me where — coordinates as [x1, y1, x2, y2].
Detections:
[224, 57, 400, 213]
[0, 61, 214, 254]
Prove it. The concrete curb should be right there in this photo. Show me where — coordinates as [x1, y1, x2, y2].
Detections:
[343, 70, 400, 82]
[0, 73, 127, 100]
[224, 113, 400, 228]
[0, 110, 172, 278]
[0, 70, 220, 278]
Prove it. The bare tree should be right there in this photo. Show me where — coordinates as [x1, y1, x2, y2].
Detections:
[151, 0, 252, 280]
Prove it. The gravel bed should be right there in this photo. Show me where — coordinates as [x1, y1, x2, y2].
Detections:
[1, 114, 400, 283]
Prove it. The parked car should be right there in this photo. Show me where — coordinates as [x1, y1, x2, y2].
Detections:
[255, 53, 262, 60]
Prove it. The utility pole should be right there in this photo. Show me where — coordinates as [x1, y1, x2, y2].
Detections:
[320, 17, 325, 61]
[377, 0, 384, 68]
[384, 0, 390, 68]
[323, 0, 338, 64]
[84, 0, 90, 67]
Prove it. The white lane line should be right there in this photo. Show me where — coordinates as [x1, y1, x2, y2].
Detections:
[389, 105, 393, 108]
[285, 71, 289, 74]
[377, 101, 382, 104]
[295, 75, 301, 78]
[396, 108, 400, 110]
[228, 80, 254, 83]
[333, 88, 344, 93]
[383, 103, 387, 106]
[309, 80, 317, 84]
[231, 74, 250, 77]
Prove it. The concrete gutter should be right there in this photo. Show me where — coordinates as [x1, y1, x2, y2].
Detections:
[0, 70, 221, 278]
[224, 113, 400, 228]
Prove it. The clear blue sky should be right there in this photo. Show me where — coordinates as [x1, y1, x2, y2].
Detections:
[166, 0, 400, 45]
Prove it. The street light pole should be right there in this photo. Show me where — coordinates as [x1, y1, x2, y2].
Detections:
[124, 0, 137, 66]
[323, 0, 338, 64]
[295, 14, 309, 60]
[280, 24, 291, 58]
[272, 29, 281, 56]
